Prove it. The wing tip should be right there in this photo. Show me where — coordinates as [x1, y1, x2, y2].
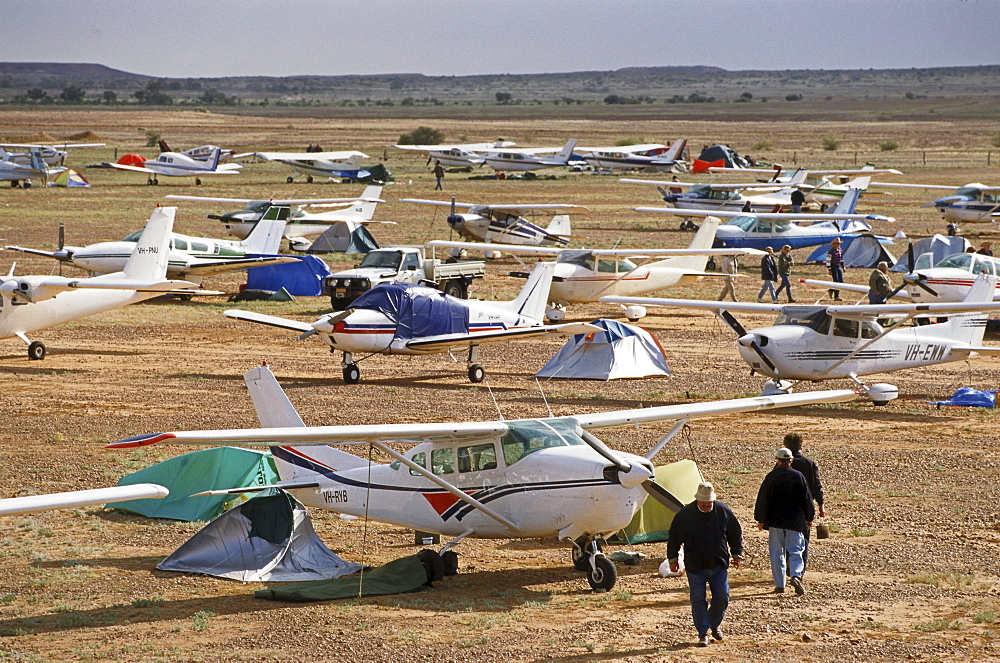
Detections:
[106, 432, 176, 449]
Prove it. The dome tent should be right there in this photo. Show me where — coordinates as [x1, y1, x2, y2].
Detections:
[535, 319, 669, 380]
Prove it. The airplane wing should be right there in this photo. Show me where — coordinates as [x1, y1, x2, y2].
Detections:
[953, 346, 1000, 356]
[4, 245, 68, 260]
[402, 198, 480, 210]
[483, 204, 590, 215]
[180, 256, 301, 277]
[108, 163, 156, 174]
[600, 294, 1000, 317]
[165, 195, 379, 205]
[619, 178, 780, 190]
[404, 322, 601, 352]
[427, 240, 765, 257]
[633, 207, 896, 222]
[0, 484, 168, 517]
[870, 182, 963, 191]
[797, 277, 911, 299]
[238, 151, 368, 161]
[224, 310, 316, 334]
[599, 296, 790, 314]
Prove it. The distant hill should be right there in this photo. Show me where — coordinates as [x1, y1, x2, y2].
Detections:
[0, 62, 147, 80]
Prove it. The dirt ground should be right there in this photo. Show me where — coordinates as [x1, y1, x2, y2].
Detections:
[0, 111, 998, 662]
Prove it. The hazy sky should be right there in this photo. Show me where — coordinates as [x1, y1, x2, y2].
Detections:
[3, 0, 997, 78]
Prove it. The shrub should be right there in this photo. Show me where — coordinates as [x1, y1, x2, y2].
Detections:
[753, 140, 773, 151]
[879, 140, 900, 151]
[398, 126, 445, 145]
[822, 137, 841, 151]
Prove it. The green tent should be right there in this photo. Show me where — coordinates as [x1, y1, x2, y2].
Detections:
[615, 459, 703, 544]
[106, 447, 278, 521]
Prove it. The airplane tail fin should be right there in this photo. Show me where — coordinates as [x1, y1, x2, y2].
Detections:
[648, 217, 721, 271]
[158, 139, 171, 154]
[830, 187, 863, 214]
[661, 138, 687, 162]
[241, 206, 288, 254]
[29, 150, 45, 173]
[946, 273, 997, 346]
[786, 168, 809, 187]
[545, 214, 571, 237]
[556, 138, 578, 163]
[206, 147, 222, 171]
[504, 261, 555, 320]
[844, 173, 872, 192]
[350, 184, 383, 220]
[122, 206, 175, 280]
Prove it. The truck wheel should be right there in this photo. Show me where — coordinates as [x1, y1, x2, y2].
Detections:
[443, 280, 467, 299]
[330, 298, 348, 311]
[343, 365, 360, 384]
[468, 364, 485, 383]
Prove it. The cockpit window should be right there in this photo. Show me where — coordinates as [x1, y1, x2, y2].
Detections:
[722, 216, 756, 231]
[832, 318, 859, 338]
[860, 320, 881, 339]
[774, 306, 830, 334]
[458, 443, 498, 472]
[500, 418, 586, 466]
[936, 253, 972, 271]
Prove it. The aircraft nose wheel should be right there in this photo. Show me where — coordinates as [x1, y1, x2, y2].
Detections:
[343, 364, 361, 384]
[468, 364, 485, 383]
[587, 554, 617, 592]
[27, 341, 46, 361]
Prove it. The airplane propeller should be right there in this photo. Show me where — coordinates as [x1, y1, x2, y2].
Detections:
[301, 309, 352, 338]
[889, 243, 938, 299]
[579, 430, 684, 512]
[738, 333, 779, 373]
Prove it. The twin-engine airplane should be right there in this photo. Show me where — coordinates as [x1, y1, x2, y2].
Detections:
[430, 218, 763, 320]
[107, 362, 858, 591]
[0, 206, 214, 359]
[484, 139, 578, 172]
[402, 197, 585, 247]
[392, 139, 517, 168]
[224, 261, 597, 384]
[602, 273, 1000, 404]
[236, 150, 370, 183]
[7, 206, 298, 284]
[109, 147, 241, 185]
[581, 139, 687, 172]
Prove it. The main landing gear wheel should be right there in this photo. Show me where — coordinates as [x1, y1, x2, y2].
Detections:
[468, 364, 485, 383]
[286, 176, 294, 184]
[306, 175, 314, 184]
[343, 364, 360, 384]
[194, 177, 202, 186]
[587, 555, 617, 591]
[27, 341, 46, 361]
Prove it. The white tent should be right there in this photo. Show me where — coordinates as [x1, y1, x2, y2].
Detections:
[891, 234, 969, 272]
[157, 489, 362, 582]
[535, 319, 669, 380]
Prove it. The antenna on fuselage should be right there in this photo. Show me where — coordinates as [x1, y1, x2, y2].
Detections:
[534, 377, 554, 418]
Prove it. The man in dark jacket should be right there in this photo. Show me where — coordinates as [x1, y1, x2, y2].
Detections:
[785, 432, 824, 572]
[755, 448, 814, 595]
[667, 482, 743, 647]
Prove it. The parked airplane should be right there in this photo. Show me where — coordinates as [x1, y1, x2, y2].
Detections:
[0, 142, 105, 167]
[108, 147, 241, 185]
[581, 139, 687, 172]
[602, 273, 1000, 403]
[107, 362, 858, 590]
[166, 186, 387, 243]
[236, 150, 370, 183]
[157, 139, 235, 163]
[710, 165, 901, 203]
[392, 139, 516, 168]
[634, 185, 895, 250]
[6, 206, 298, 283]
[403, 197, 585, 247]
[873, 182, 1000, 225]
[0, 149, 65, 188]
[0, 206, 212, 359]
[484, 139, 578, 172]
[621, 169, 813, 213]
[224, 261, 597, 384]
[429, 218, 764, 320]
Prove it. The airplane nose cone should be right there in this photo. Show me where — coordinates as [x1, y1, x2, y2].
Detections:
[312, 317, 335, 334]
[617, 463, 654, 489]
[737, 333, 756, 348]
[446, 214, 463, 229]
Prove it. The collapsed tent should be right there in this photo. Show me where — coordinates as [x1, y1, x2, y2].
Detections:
[158, 489, 363, 582]
[614, 459, 703, 543]
[243, 254, 332, 296]
[106, 447, 278, 522]
[891, 234, 970, 272]
[356, 163, 394, 184]
[806, 234, 896, 268]
[931, 387, 998, 408]
[535, 319, 669, 380]
[692, 145, 749, 173]
[351, 283, 468, 339]
[304, 222, 378, 254]
[47, 169, 90, 187]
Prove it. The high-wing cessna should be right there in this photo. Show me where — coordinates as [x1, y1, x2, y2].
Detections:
[484, 139, 578, 172]
[392, 139, 516, 168]
[872, 181, 1000, 226]
[581, 139, 687, 172]
[430, 218, 763, 320]
[709, 165, 901, 203]
[6, 206, 298, 283]
[602, 273, 1000, 403]
[224, 261, 597, 384]
[402, 197, 585, 246]
[236, 150, 370, 183]
[634, 184, 895, 250]
[0, 149, 65, 188]
[107, 362, 858, 590]
[0, 142, 105, 167]
[108, 147, 241, 185]
[0, 206, 213, 359]
[166, 185, 388, 246]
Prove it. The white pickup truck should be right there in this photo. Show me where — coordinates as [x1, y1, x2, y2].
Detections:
[324, 246, 486, 310]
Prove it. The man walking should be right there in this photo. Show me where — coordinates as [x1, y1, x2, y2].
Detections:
[717, 253, 739, 302]
[774, 244, 795, 303]
[432, 160, 445, 190]
[827, 237, 845, 300]
[784, 432, 825, 572]
[667, 482, 743, 647]
[757, 246, 778, 302]
[755, 448, 814, 595]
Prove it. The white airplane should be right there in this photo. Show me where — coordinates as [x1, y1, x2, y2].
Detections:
[0, 206, 212, 360]
[224, 261, 598, 384]
[236, 149, 370, 183]
[872, 181, 1000, 225]
[392, 139, 516, 168]
[106, 362, 858, 590]
[601, 273, 1000, 404]
[634, 184, 895, 251]
[709, 165, 901, 203]
[581, 139, 687, 172]
[157, 139, 235, 163]
[402, 197, 585, 247]
[109, 147, 241, 185]
[0, 149, 65, 188]
[166, 185, 388, 242]
[0, 142, 105, 167]
[7, 206, 298, 284]
[429, 218, 763, 320]
[0, 484, 168, 517]
[484, 139, 578, 172]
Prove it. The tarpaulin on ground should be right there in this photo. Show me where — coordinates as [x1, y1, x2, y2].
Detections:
[351, 283, 468, 339]
[244, 254, 331, 296]
[931, 387, 998, 407]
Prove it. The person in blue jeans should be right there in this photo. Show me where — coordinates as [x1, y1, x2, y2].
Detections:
[667, 482, 744, 647]
[754, 447, 815, 595]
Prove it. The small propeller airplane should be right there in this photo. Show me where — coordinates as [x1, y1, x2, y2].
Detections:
[0, 149, 65, 188]
[236, 149, 370, 183]
[484, 139, 578, 172]
[633, 184, 895, 251]
[166, 185, 388, 245]
[392, 139, 516, 168]
[621, 168, 814, 213]
[224, 261, 598, 384]
[402, 197, 585, 247]
[108, 146, 241, 185]
[106, 362, 858, 590]
[157, 139, 235, 163]
[6, 206, 299, 284]
[581, 139, 687, 172]
[709, 165, 902, 203]
[0, 206, 215, 360]
[429, 218, 763, 321]
[601, 272, 1000, 404]
[872, 181, 1000, 226]
[0, 142, 105, 167]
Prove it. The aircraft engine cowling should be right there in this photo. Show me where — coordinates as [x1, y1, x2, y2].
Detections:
[0, 278, 67, 304]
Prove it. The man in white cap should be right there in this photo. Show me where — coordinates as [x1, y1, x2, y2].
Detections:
[667, 481, 744, 647]
[755, 448, 815, 595]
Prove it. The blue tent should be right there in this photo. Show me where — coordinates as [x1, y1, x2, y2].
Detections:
[351, 283, 468, 339]
[931, 387, 997, 408]
[806, 235, 895, 268]
[244, 255, 332, 296]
